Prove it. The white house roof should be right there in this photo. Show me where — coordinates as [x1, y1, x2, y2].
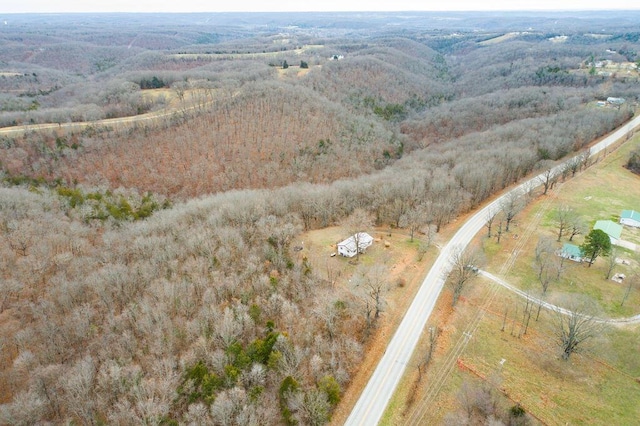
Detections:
[337, 232, 373, 251]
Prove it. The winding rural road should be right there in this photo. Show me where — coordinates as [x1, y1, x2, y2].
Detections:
[479, 270, 640, 325]
[345, 113, 640, 426]
[0, 92, 219, 137]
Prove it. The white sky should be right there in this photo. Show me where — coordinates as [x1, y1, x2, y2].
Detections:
[1, 0, 639, 14]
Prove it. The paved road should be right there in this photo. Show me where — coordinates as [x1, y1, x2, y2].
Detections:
[345, 113, 640, 426]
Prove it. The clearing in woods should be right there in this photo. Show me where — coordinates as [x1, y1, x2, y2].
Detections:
[295, 225, 442, 425]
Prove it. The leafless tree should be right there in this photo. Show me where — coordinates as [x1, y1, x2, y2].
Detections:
[341, 208, 374, 260]
[484, 208, 499, 238]
[620, 273, 640, 307]
[566, 156, 582, 178]
[210, 387, 248, 426]
[519, 294, 534, 337]
[453, 379, 502, 424]
[580, 148, 591, 171]
[553, 205, 574, 242]
[172, 80, 190, 103]
[551, 295, 607, 360]
[538, 162, 558, 195]
[61, 355, 96, 425]
[257, 214, 302, 271]
[447, 246, 480, 307]
[533, 236, 557, 295]
[0, 279, 23, 313]
[399, 203, 429, 242]
[567, 215, 585, 242]
[605, 247, 620, 280]
[352, 264, 389, 330]
[297, 388, 331, 426]
[500, 192, 522, 232]
[418, 325, 439, 380]
[495, 219, 504, 244]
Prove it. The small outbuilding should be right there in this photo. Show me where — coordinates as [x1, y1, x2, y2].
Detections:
[620, 210, 640, 228]
[337, 232, 374, 258]
[594, 220, 623, 245]
[558, 243, 584, 263]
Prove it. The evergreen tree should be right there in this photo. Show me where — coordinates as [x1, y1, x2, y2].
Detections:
[580, 229, 611, 266]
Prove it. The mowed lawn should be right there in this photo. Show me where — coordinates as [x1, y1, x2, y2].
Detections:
[387, 133, 640, 425]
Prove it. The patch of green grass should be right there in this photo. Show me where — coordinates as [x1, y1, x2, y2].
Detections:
[555, 138, 640, 227]
[482, 237, 502, 257]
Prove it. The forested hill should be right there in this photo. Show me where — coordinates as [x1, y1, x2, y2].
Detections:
[1, 11, 640, 425]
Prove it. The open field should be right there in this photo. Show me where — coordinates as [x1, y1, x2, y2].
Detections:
[382, 133, 640, 424]
[478, 32, 522, 45]
[167, 44, 325, 61]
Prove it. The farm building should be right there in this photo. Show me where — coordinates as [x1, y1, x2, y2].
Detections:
[558, 243, 584, 262]
[620, 210, 640, 228]
[594, 220, 623, 245]
[607, 96, 625, 105]
[337, 232, 374, 257]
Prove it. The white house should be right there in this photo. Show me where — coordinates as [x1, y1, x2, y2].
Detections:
[607, 96, 625, 106]
[620, 210, 640, 228]
[337, 232, 373, 258]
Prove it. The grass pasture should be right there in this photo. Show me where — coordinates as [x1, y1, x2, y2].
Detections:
[384, 132, 640, 424]
[456, 288, 640, 426]
[478, 32, 521, 45]
[496, 134, 640, 317]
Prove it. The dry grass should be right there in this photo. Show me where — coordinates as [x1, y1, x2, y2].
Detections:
[382, 133, 640, 424]
[478, 32, 521, 46]
[297, 225, 445, 425]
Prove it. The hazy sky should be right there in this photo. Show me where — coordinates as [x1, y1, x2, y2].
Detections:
[1, 0, 639, 13]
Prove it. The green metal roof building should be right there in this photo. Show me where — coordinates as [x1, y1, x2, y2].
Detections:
[559, 243, 584, 262]
[620, 210, 640, 228]
[594, 220, 623, 243]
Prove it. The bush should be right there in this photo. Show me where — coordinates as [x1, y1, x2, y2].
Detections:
[279, 376, 300, 425]
[627, 147, 640, 175]
[318, 375, 341, 406]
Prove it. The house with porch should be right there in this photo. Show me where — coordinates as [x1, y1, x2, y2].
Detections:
[558, 243, 584, 263]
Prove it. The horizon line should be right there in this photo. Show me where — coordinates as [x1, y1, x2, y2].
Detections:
[2, 8, 640, 14]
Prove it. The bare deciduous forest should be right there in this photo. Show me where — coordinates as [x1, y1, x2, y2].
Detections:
[1, 11, 640, 424]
